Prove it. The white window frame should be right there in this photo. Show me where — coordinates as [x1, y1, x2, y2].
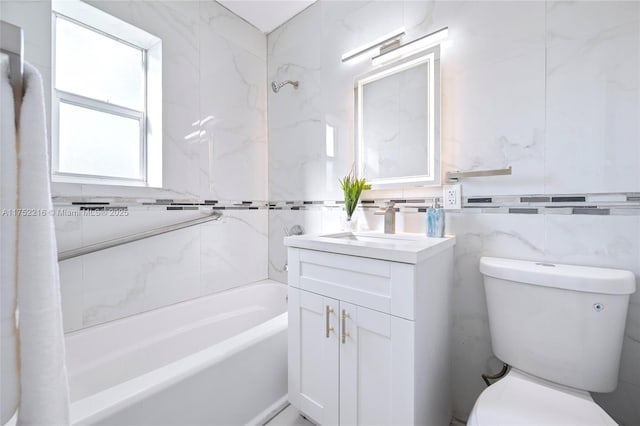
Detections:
[51, 0, 162, 188]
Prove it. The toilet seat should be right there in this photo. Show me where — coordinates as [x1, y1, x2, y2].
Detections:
[467, 370, 618, 426]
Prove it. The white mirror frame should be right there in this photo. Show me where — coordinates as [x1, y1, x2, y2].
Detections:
[355, 46, 441, 188]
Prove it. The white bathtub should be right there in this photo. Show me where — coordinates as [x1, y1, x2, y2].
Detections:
[64, 280, 288, 425]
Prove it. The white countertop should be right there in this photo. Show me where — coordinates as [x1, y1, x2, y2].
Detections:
[284, 232, 456, 264]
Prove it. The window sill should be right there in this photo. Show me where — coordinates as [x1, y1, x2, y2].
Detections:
[50, 181, 190, 202]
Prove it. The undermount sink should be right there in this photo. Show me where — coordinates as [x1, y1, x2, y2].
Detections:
[322, 232, 430, 244]
[284, 231, 455, 264]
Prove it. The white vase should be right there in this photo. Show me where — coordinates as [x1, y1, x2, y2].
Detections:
[341, 217, 358, 232]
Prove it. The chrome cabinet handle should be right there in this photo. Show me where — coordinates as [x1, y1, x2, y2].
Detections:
[326, 305, 334, 338]
[341, 310, 350, 344]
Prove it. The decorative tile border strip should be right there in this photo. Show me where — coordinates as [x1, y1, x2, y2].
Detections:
[458, 192, 639, 216]
[267, 193, 640, 216]
[52, 193, 640, 216]
[53, 197, 270, 211]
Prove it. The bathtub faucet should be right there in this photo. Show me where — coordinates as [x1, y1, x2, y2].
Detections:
[283, 225, 304, 273]
[283, 225, 304, 236]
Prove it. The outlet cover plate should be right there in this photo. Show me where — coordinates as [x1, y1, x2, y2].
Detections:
[443, 183, 462, 210]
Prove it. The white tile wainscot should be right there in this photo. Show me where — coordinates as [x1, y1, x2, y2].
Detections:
[285, 233, 455, 426]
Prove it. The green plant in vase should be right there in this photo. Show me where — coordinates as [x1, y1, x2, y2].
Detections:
[339, 171, 371, 228]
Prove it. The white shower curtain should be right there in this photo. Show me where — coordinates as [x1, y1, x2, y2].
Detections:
[1, 59, 70, 425]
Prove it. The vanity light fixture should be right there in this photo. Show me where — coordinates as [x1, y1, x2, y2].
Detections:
[341, 27, 406, 62]
[371, 27, 448, 66]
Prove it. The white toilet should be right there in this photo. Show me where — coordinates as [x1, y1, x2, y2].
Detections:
[468, 257, 636, 426]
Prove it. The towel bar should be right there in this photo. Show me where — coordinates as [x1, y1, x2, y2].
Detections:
[446, 166, 512, 182]
[58, 210, 223, 261]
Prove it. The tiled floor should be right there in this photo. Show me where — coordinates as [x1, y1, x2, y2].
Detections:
[265, 404, 315, 425]
[264, 404, 468, 426]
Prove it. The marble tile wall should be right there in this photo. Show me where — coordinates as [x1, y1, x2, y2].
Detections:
[56, 207, 268, 332]
[84, 0, 268, 201]
[2, 1, 270, 329]
[267, 1, 640, 424]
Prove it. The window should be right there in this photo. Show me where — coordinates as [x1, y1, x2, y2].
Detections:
[52, 1, 162, 187]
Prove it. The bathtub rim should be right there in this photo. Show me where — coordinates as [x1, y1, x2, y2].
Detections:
[65, 279, 287, 339]
[71, 311, 287, 425]
[66, 279, 287, 391]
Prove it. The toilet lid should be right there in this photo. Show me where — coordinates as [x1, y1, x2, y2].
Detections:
[471, 371, 618, 426]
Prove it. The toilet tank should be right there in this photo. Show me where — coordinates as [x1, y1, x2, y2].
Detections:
[480, 257, 636, 393]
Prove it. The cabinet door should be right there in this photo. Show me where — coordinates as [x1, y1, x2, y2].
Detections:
[288, 287, 340, 425]
[339, 302, 414, 426]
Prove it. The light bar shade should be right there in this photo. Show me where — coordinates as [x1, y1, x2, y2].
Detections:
[372, 27, 448, 66]
[341, 27, 405, 62]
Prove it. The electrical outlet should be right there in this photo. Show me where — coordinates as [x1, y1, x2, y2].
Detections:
[443, 183, 462, 210]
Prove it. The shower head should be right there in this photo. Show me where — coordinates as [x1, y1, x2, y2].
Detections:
[271, 80, 299, 93]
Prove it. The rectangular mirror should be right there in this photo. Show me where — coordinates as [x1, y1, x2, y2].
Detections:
[355, 46, 441, 187]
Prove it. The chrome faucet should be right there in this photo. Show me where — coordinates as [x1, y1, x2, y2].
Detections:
[375, 202, 396, 234]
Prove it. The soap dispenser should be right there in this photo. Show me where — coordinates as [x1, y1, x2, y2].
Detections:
[427, 197, 445, 238]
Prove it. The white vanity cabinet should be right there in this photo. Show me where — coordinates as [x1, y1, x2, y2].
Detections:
[285, 233, 455, 426]
[288, 288, 413, 426]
